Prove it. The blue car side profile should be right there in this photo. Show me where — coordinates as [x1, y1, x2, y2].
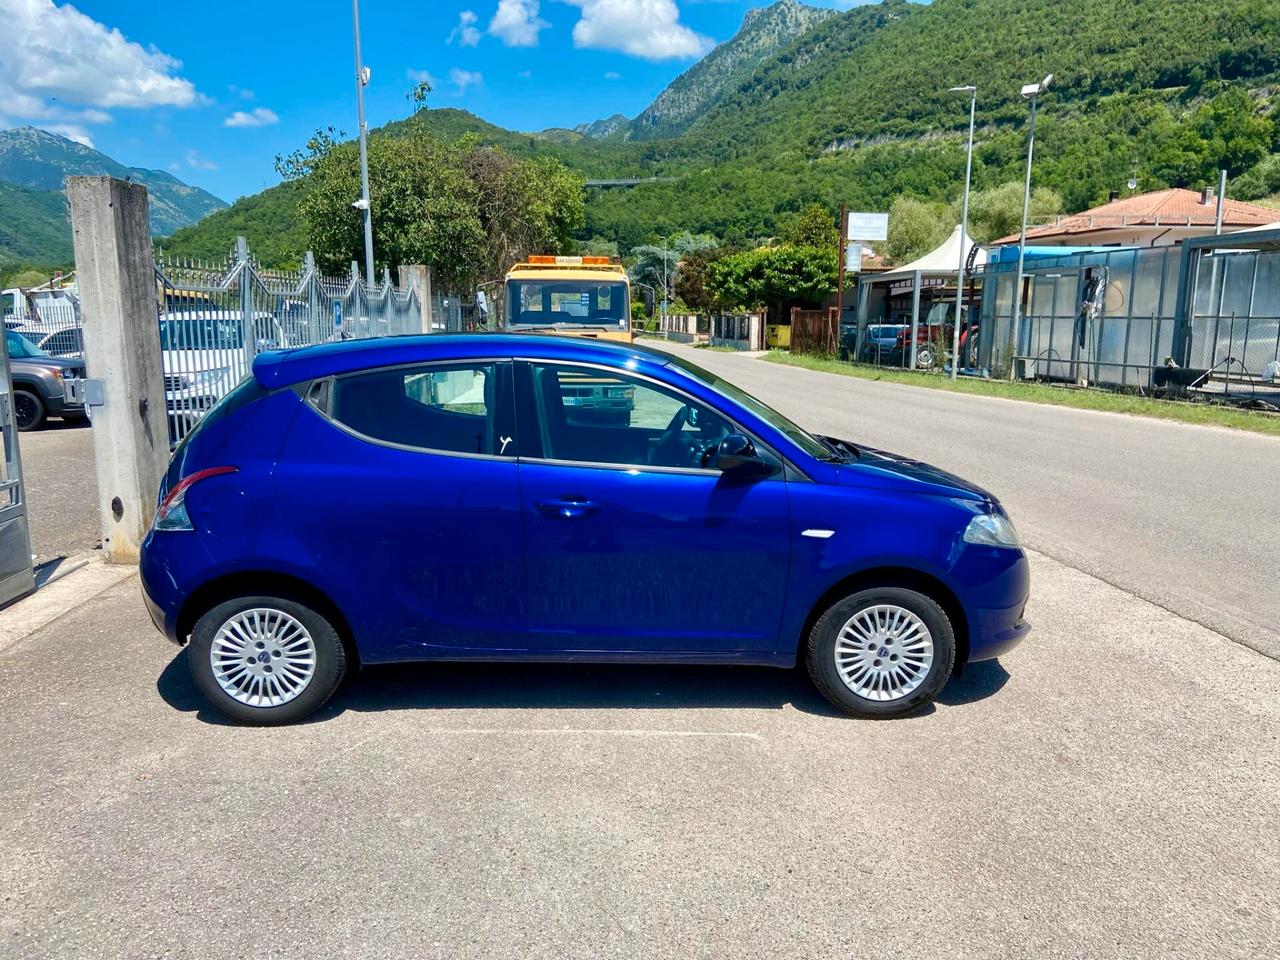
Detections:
[140, 335, 1030, 724]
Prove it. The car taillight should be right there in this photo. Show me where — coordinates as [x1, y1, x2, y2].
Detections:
[153, 466, 238, 531]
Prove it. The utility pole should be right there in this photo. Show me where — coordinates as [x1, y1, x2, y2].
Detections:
[950, 85, 977, 380]
[1214, 169, 1227, 235]
[352, 0, 375, 285]
[835, 203, 848, 355]
[1010, 74, 1052, 380]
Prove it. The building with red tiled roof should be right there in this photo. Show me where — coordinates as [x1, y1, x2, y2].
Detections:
[994, 187, 1279, 248]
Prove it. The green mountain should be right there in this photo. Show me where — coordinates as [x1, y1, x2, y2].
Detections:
[628, 0, 835, 141]
[165, 0, 1280, 263]
[0, 181, 73, 272]
[0, 126, 227, 240]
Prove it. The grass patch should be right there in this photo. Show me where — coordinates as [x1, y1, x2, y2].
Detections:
[762, 350, 1280, 438]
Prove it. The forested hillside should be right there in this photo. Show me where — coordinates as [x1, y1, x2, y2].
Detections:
[164, 0, 1280, 264]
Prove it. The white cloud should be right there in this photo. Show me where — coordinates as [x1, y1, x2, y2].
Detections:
[224, 107, 279, 128]
[185, 149, 216, 171]
[407, 68, 438, 85]
[565, 0, 711, 61]
[449, 68, 483, 95]
[40, 123, 93, 147]
[488, 0, 548, 47]
[0, 0, 198, 116]
[604, 71, 620, 80]
[447, 10, 481, 46]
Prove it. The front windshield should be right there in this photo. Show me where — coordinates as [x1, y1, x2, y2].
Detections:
[662, 351, 833, 461]
[6, 329, 47, 359]
[506, 280, 629, 329]
[159, 316, 245, 351]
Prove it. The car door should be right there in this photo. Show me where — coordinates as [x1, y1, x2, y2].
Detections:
[515, 360, 790, 655]
[274, 359, 525, 661]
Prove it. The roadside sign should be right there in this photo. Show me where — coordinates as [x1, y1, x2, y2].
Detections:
[333, 302, 343, 328]
[845, 242, 862, 273]
[846, 212, 888, 242]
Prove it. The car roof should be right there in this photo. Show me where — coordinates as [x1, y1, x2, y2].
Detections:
[251, 333, 674, 389]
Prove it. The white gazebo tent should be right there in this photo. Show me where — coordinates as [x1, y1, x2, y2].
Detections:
[854, 225, 988, 365]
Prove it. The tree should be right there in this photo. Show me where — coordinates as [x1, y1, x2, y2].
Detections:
[293, 132, 584, 288]
[1194, 88, 1274, 178]
[4, 268, 54, 289]
[965, 182, 1063, 244]
[406, 79, 432, 115]
[707, 245, 837, 315]
[628, 232, 717, 299]
[886, 197, 952, 264]
[673, 245, 728, 316]
[783, 203, 839, 250]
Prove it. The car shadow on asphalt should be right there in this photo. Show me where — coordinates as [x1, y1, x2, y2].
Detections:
[156, 650, 1010, 725]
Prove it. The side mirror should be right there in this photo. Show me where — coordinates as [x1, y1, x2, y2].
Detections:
[716, 433, 766, 474]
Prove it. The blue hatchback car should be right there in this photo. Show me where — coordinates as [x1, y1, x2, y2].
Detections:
[140, 334, 1029, 724]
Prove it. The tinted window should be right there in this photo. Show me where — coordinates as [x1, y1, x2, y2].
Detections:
[332, 363, 504, 456]
[5, 329, 45, 359]
[523, 363, 731, 470]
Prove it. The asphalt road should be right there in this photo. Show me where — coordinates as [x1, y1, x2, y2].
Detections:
[18, 419, 98, 565]
[1, 554, 1277, 959]
[651, 342, 1280, 661]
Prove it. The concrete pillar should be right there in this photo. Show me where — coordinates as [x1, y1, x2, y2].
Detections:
[67, 176, 169, 564]
[398, 264, 434, 333]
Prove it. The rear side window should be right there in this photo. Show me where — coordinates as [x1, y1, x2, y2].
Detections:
[330, 363, 507, 456]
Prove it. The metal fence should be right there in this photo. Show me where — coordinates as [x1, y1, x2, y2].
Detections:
[157, 237, 421, 441]
[2, 290, 84, 359]
[974, 238, 1280, 397]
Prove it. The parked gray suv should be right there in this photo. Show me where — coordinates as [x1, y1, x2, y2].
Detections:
[6, 329, 86, 430]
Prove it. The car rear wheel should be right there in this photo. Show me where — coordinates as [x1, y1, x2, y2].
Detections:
[806, 586, 955, 718]
[14, 389, 45, 431]
[188, 596, 347, 725]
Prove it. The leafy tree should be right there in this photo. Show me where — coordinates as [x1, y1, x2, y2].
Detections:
[673, 245, 728, 316]
[1194, 88, 1274, 178]
[783, 203, 839, 250]
[707, 245, 836, 315]
[965, 182, 1064, 244]
[295, 132, 583, 288]
[886, 197, 952, 264]
[407, 80, 432, 115]
[628, 232, 717, 299]
[5, 268, 55, 289]
[1232, 155, 1280, 201]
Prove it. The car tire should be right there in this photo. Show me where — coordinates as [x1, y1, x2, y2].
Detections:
[14, 389, 45, 431]
[806, 586, 956, 719]
[915, 348, 935, 370]
[188, 595, 347, 725]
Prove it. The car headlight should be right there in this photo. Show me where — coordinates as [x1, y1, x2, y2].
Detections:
[963, 512, 1020, 549]
[193, 366, 231, 389]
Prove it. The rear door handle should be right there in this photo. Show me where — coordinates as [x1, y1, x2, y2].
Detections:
[536, 497, 599, 519]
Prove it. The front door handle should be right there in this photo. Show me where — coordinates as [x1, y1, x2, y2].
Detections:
[536, 497, 599, 519]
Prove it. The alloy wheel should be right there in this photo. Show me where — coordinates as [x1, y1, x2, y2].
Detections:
[210, 607, 318, 708]
[14, 392, 40, 430]
[833, 604, 935, 702]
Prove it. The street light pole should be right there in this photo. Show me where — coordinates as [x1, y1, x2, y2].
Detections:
[950, 85, 977, 381]
[1010, 74, 1052, 380]
[352, 0, 375, 286]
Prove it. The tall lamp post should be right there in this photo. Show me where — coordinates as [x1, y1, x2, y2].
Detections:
[352, 0, 375, 285]
[1010, 74, 1052, 380]
[949, 84, 977, 381]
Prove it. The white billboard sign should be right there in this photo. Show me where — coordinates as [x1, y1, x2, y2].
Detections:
[846, 212, 888, 242]
[844, 242, 862, 273]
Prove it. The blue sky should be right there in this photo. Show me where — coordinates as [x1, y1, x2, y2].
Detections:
[0, 0, 875, 202]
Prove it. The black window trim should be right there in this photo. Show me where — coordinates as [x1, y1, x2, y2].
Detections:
[513, 357, 797, 479]
[305, 358, 517, 462]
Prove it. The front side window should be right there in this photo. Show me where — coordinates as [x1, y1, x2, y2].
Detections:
[521, 362, 732, 470]
[331, 362, 507, 456]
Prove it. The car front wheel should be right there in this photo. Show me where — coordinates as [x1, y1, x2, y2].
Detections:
[14, 389, 45, 431]
[188, 596, 347, 725]
[806, 586, 955, 718]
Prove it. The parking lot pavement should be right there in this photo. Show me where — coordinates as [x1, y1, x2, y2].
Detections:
[647, 342, 1280, 661]
[18, 420, 99, 565]
[2, 553, 1276, 959]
